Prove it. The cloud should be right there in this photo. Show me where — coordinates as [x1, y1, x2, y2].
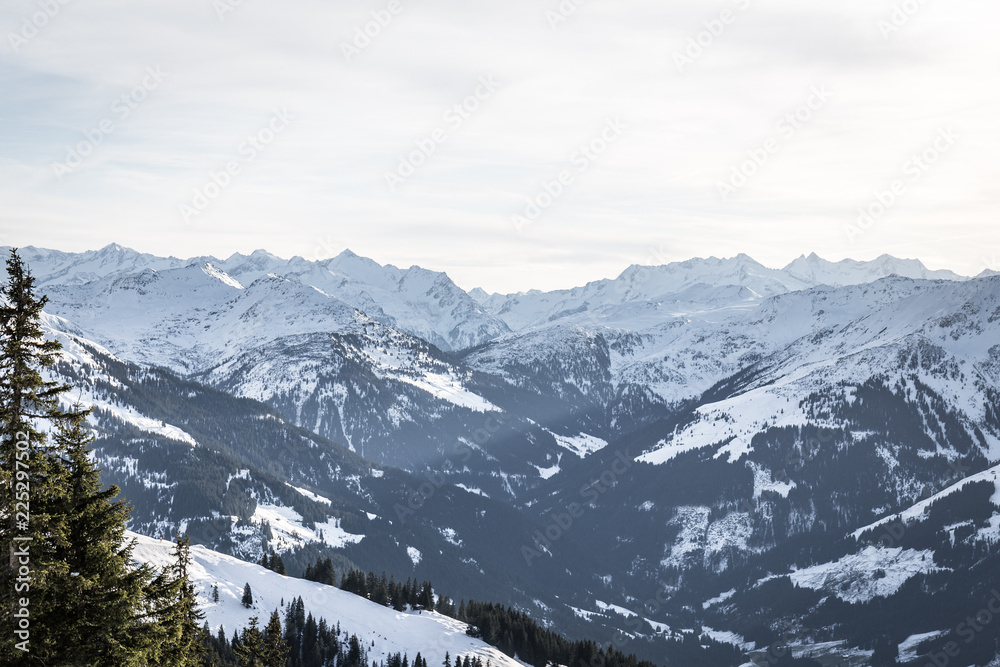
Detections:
[0, 0, 998, 291]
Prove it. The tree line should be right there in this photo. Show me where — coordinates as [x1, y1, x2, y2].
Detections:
[298, 556, 657, 667]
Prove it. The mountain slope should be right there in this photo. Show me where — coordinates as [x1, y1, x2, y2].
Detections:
[130, 532, 527, 667]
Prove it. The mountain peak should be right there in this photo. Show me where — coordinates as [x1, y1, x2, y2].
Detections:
[98, 242, 129, 254]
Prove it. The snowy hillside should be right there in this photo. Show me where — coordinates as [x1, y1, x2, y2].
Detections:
[129, 533, 526, 667]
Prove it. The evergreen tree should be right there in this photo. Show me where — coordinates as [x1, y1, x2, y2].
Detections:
[234, 616, 264, 666]
[269, 552, 286, 576]
[242, 582, 254, 608]
[261, 609, 289, 667]
[36, 408, 166, 665]
[345, 634, 363, 667]
[0, 248, 77, 660]
[0, 250, 211, 664]
[150, 534, 208, 666]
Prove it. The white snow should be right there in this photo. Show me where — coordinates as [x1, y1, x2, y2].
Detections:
[406, 546, 422, 566]
[639, 388, 805, 466]
[454, 484, 489, 498]
[438, 528, 463, 547]
[202, 263, 244, 290]
[702, 589, 737, 609]
[897, 630, 948, 662]
[748, 461, 796, 499]
[715, 437, 752, 463]
[787, 546, 940, 603]
[594, 600, 637, 618]
[396, 372, 499, 412]
[533, 463, 561, 480]
[550, 432, 608, 458]
[285, 483, 333, 505]
[637, 437, 712, 465]
[251, 504, 364, 552]
[128, 532, 525, 667]
[701, 627, 751, 649]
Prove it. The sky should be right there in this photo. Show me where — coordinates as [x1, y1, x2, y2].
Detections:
[1, 0, 998, 293]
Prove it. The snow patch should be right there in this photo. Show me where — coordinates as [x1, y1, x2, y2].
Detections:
[454, 484, 489, 498]
[898, 631, 948, 663]
[550, 432, 608, 458]
[534, 463, 561, 480]
[407, 546, 422, 566]
[395, 372, 499, 412]
[748, 461, 796, 499]
[788, 546, 940, 603]
[285, 483, 332, 505]
[252, 504, 363, 552]
[702, 589, 737, 609]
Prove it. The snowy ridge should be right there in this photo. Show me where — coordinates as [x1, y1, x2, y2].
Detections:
[128, 533, 526, 667]
[851, 463, 1000, 539]
[476, 252, 967, 333]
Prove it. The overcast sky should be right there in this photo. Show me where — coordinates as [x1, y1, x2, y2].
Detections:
[1, 0, 998, 292]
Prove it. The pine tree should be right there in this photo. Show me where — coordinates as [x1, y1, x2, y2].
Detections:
[149, 534, 208, 666]
[36, 407, 166, 665]
[0, 248, 78, 660]
[242, 582, 254, 608]
[213, 584, 220, 603]
[0, 250, 204, 664]
[235, 616, 264, 666]
[261, 609, 289, 667]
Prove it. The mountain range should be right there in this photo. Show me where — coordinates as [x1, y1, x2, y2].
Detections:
[10, 243, 1000, 666]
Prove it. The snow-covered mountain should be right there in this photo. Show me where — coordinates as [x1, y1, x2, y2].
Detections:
[13, 244, 1000, 665]
[472, 252, 967, 333]
[15, 244, 507, 353]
